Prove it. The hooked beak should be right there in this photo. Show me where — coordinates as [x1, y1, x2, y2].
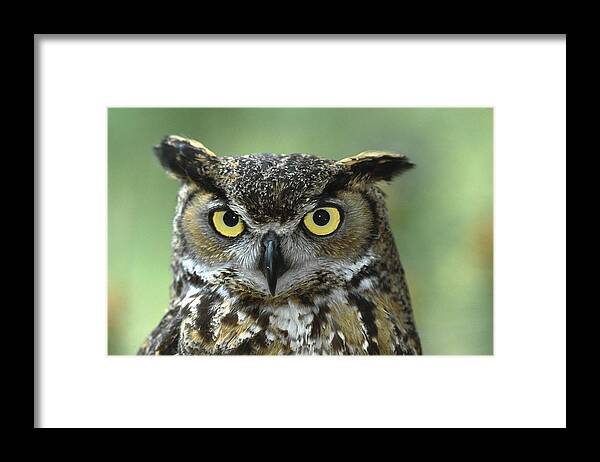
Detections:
[260, 231, 288, 296]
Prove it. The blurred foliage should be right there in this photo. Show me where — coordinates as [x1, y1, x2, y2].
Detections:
[108, 108, 493, 355]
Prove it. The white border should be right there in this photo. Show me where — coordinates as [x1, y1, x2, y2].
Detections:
[37, 36, 566, 428]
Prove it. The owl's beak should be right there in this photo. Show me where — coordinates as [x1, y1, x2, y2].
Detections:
[260, 231, 288, 296]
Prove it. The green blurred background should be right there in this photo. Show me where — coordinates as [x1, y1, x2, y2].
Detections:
[108, 108, 493, 355]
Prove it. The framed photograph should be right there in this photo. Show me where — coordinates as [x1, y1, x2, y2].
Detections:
[35, 35, 566, 428]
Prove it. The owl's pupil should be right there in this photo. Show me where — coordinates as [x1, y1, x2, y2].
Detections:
[313, 209, 330, 226]
[223, 211, 239, 227]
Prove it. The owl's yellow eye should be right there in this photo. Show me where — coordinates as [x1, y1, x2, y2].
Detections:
[211, 209, 245, 238]
[303, 206, 342, 236]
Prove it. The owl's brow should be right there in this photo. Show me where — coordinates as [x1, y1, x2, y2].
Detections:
[206, 186, 229, 203]
[312, 184, 349, 208]
[183, 181, 229, 207]
[321, 173, 352, 197]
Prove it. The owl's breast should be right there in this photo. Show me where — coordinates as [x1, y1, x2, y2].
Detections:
[177, 288, 420, 355]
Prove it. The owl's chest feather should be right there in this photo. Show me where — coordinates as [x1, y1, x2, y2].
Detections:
[177, 287, 418, 355]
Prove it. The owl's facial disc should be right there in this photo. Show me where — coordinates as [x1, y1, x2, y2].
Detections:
[180, 186, 378, 299]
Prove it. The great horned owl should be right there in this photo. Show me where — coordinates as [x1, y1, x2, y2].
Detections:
[138, 135, 422, 355]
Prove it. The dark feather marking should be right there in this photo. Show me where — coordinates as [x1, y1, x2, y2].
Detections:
[180, 189, 199, 215]
[245, 303, 261, 320]
[251, 331, 268, 348]
[194, 293, 219, 341]
[349, 265, 377, 289]
[348, 293, 380, 355]
[347, 155, 415, 182]
[299, 294, 313, 305]
[231, 338, 254, 354]
[184, 271, 205, 289]
[322, 173, 352, 196]
[330, 332, 346, 354]
[361, 191, 382, 251]
[221, 311, 239, 326]
[257, 312, 271, 329]
[392, 325, 404, 355]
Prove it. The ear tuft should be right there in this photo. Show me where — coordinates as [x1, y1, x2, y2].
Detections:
[338, 150, 415, 183]
[154, 135, 220, 187]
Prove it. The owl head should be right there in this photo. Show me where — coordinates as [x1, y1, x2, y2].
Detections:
[156, 135, 414, 301]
